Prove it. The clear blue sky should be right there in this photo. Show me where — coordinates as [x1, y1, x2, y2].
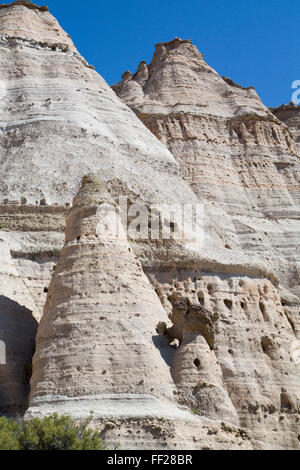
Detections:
[42, 0, 298, 107]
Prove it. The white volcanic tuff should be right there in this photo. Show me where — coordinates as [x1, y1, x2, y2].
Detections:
[113, 38, 300, 300]
[0, 7, 279, 310]
[0, 4, 78, 52]
[114, 38, 270, 118]
[26, 175, 254, 450]
[0, 5, 283, 286]
[0, 238, 38, 415]
[0, 4, 299, 450]
[149, 269, 300, 450]
[26, 395, 252, 450]
[0, 27, 192, 207]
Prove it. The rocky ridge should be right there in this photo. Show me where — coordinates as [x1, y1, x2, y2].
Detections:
[113, 38, 300, 301]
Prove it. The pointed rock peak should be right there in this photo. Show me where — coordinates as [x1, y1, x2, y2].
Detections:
[133, 61, 149, 85]
[0, 1, 78, 52]
[152, 37, 204, 63]
[72, 174, 114, 209]
[155, 37, 193, 53]
[114, 37, 266, 118]
[157, 37, 192, 48]
[28, 188, 175, 415]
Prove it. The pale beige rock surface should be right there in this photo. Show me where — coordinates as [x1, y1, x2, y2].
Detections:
[148, 269, 300, 449]
[0, 2, 78, 52]
[114, 38, 300, 448]
[26, 175, 254, 449]
[113, 38, 300, 300]
[28, 175, 176, 404]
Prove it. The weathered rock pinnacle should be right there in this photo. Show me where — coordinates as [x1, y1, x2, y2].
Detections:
[113, 37, 300, 449]
[28, 175, 176, 410]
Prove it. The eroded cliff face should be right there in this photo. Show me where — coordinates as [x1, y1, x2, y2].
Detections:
[28, 176, 176, 403]
[0, 4, 299, 449]
[0, 238, 38, 416]
[113, 38, 300, 301]
[26, 175, 252, 450]
[148, 270, 300, 449]
[113, 37, 300, 448]
[0, 4, 200, 316]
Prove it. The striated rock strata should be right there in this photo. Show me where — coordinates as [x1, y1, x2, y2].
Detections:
[113, 38, 300, 301]
[148, 269, 300, 449]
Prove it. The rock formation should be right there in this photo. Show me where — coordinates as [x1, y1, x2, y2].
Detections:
[0, 3, 299, 449]
[0, 2, 202, 318]
[113, 37, 300, 449]
[148, 270, 300, 449]
[0, 238, 38, 416]
[28, 175, 177, 404]
[26, 175, 252, 450]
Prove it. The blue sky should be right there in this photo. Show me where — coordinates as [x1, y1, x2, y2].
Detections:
[43, 0, 298, 107]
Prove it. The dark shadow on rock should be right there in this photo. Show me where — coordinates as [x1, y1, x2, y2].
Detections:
[0, 295, 38, 416]
[152, 334, 176, 368]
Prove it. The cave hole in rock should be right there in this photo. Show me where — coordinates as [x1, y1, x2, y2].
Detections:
[280, 390, 293, 411]
[224, 299, 233, 310]
[259, 301, 268, 321]
[198, 292, 204, 306]
[207, 284, 213, 295]
[261, 336, 273, 356]
[43, 287, 48, 293]
[193, 358, 200, 369]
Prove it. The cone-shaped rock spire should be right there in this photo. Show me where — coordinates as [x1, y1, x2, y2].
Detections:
[28, 175, 177, 416]
[0, 2, 78, 52]
[0, 238, 38, 416]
